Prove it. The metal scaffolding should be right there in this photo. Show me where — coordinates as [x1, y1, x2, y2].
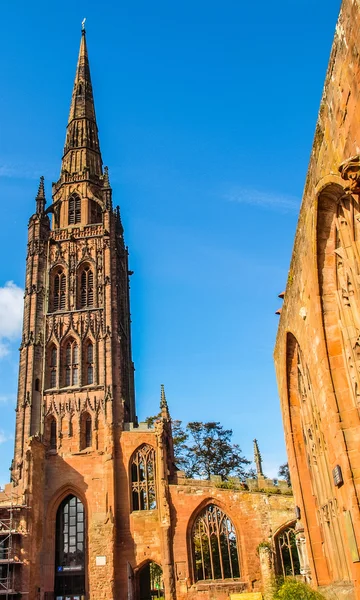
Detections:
[0, 488, 25, 598]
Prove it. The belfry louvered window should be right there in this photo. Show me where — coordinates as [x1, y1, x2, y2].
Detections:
[192, 504, 240, 581]
[68, 195, 81, 225]
[131, 445, 157, 511]
[65, 339, 79, 387]
[53, 269, 66, 311]
[80, 266, 94, 308]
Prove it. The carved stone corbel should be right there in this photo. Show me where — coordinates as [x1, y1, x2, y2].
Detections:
[339, 155, 360, 194]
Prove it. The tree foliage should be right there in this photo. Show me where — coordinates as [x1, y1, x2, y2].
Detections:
[145, 415, 251, 481]
[278, 462, 291, 487]
[274, 579, 326, 599]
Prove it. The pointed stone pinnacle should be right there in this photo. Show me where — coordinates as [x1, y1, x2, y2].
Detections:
[160, 384, 170, 419]
[35, 176, 46, 215]
[103, 166, 111, 188]
[253, 438, 264, 477]
[36, 176, 45, 199]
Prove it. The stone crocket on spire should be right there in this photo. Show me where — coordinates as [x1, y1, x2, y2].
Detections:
[61, 27, 102, 178]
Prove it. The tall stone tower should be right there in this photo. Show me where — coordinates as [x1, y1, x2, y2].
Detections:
[10, 27, 136, 599]
[13, 27, 135, 481]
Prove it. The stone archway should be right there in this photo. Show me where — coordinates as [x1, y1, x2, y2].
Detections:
[137, 561, 164, 600]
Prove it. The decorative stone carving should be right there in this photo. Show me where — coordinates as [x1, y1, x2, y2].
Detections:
[339, 155, 360, 193]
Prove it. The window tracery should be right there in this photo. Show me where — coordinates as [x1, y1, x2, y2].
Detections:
[131, 445, 156, 511]
[192, 504, 240, 581]
[274, 525, 300, 577]
[295, 342, 350, 580]
[55, 495, 85, 598]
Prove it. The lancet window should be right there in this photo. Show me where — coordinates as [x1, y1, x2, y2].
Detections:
[65, 339, 79, 387]
[274, 524, 300, 577]
[53, 269, 66, 312]
[86, 342, 94, 385]
[50, 418, 57, 451]
[80, 412, 92, 450]
[192, 504, 240, 581]
[49, 345, 57, 388]
[68, 194, 81, 225]
[131, 445, 156, 511]
[80, 266, 94, 308]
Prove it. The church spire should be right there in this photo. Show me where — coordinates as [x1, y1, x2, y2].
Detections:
[61, 27, 102, 178]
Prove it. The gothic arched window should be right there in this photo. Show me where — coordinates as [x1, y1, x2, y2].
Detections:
[80, 412, 92, 450]
[80, 266, 94, 308]
[53, 269, 66, 312]
[131, 445, 156, 511]
[55, 495, 86, 598]
[68, 195, 81, 225]
[49, 345, 57, 389]
[274, 523, 301, 577]
[86, 342, 94, 385]
[192, 504, 240, 581]
[65, 339, 79, 387]
[50, 418, 57, 451]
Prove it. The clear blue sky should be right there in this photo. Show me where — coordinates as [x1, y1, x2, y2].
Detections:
[0, 0, 342, 485]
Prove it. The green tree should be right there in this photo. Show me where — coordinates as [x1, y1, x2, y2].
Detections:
[183, 421, 250, 481]
[146, 415, 251, 481]
[278, 462, 291, 487]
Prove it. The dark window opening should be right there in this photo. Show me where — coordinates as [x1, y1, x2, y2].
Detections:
[49, 346, 57, 389]
[131, 445, 156, 511]
[35, 378, 40, 392]
[80, 267, 94, 308]
[50, 418, 57, 450]
[68, 195, 81, 225]
[86, 343, 94, 384]
[193, 504, 240, 581]
[53, 270, 66, 312]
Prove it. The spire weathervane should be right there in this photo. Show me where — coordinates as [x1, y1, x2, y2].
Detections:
[82, 18, 86, 32]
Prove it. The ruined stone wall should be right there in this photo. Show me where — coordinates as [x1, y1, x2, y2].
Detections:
[170, 478, 294, 600]
[274, 1, 360, 598]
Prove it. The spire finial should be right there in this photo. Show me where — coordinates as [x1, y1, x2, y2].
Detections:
[35, 176, 46, 215]
[160, 384, 170, 419]
[61, 27, 102, 178]
[81, 18, 86, 33]
[253, 439, 264, 477]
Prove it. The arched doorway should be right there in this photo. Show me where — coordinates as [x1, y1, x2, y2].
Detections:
[138, 562, 164, 600]
[54, 494, 86, 599]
